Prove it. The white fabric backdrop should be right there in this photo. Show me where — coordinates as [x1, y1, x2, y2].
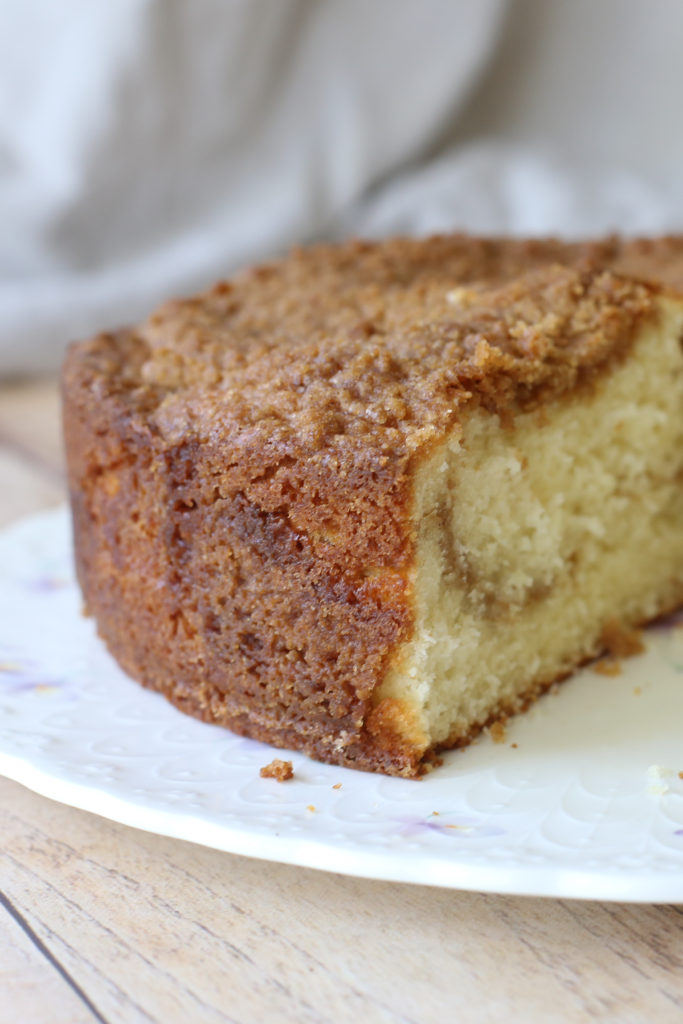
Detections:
[2, 0, 683, 375]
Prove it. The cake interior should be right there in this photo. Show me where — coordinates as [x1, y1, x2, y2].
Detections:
[378, 298, 683, 753]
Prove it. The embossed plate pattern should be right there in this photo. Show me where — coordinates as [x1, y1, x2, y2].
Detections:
[2, 508, 683, 901]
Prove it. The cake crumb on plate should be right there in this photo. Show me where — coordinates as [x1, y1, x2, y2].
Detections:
[489, 721, 507, 744]
[594, 658, 622, 676]
[601, 620, 645, 658]
[260, 759, 294, 782]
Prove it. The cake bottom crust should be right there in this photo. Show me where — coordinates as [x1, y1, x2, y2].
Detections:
[97, 588, 683, 778]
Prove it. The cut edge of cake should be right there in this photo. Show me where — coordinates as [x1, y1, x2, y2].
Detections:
[374, 294, 683, 767]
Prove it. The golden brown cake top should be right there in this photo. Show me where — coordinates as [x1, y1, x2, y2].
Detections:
[126, 236, 661, 457]
[74, 234, 683, 474]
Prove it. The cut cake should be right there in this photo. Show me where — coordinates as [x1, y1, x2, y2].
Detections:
[62, 235, 683, 775]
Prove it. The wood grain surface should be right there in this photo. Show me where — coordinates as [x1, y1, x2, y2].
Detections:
[2, 378, 683, 1024]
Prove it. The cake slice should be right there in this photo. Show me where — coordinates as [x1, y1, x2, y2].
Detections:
[62, 236, 683, 776]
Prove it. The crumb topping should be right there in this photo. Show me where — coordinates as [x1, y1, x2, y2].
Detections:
[119, 238, 656, 469]
[73, 235, 676, 478]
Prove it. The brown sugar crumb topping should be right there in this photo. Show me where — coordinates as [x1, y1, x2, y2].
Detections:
[259, 759, 294, 782]
[123, 236, 659, 469]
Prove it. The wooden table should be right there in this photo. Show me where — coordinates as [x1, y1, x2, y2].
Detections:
[2, 378, 683, 1024]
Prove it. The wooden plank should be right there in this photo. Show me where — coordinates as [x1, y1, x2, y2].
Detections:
[0, 378, 63, 478]
[0, 448, 64, 529]
[0, 897, 98, 1024]
[0, 379, 64, 529]
[3, 776, 683, 1024]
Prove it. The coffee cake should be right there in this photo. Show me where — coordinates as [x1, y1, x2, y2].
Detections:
[62, 235, 683, 775]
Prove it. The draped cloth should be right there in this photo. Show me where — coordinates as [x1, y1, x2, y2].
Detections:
[2, 0, 683, 374]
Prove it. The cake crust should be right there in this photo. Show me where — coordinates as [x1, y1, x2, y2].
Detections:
[62, 234, 683, 776]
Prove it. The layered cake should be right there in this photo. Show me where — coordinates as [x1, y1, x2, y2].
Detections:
[62, 235, 683, 776]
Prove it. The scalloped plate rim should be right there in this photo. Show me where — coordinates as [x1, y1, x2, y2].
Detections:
[4, 750, 683, 902]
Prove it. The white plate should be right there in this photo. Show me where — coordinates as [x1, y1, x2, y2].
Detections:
[2, 508, 683, 901]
